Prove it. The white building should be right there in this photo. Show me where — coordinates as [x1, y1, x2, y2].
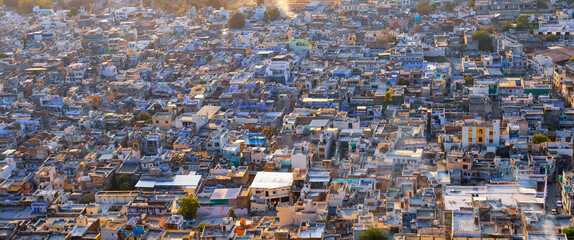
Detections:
[174, 106, 221, 129]
[249, 172, 294, 211]
[33, 6, 55, 17]
[114, 7, 138, 21]
[532, 54, 554, 78]
[266, 61, 291, 83]
[382, 149, 423, 165]
[100, 63, 117, 78]
[67, 63, 87, 83]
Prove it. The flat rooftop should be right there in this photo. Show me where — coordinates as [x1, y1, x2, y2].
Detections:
[250, 172, 294, 189]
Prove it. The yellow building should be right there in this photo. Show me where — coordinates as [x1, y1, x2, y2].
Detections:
[461, 119, 501, 148]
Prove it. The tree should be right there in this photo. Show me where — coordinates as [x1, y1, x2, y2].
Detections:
[464, 75, 474, 86]
[469, 0, 475, 7]
[4, 0, 18, 8]
[142, 0, 151, 7]
[206, 0, 222, 9]
[515, 14, 531, 30]
[564, 227, 574, 240]
[398, 79, 410, 85]
[444, 1, 455, 12]
[263, 7, 280, 21]
[138, 111, 152, 124]
[416, 0, 435, 15]
[227, 208, 238, 219]
[544, 34, 559, 42]
[18, 0, 53, 14]
[21, 34, 29, 49]
[547, 122, 555, 131]
[67, 7, 79, 17]
[501, 22, 512, 32]
[183, 0, 203, 9]
[537, 0, 548, 8]
[359, 227, 389, 240]
[195, 223, 211, 233]
[532, 133, 550, 144]
[377, 29, 396, 43]
[228, 11, 246, 29]
[383, 90, 392, 106]
[471, 30, 493, 51]
[67, 0, 84, 9]
[114, 173, 134, 190]
[178, 196, 200, 220]
[18, 0, 34, 14]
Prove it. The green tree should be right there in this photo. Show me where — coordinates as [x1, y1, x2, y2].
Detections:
[178, 196, 200, 220]
[501, 22, 512, 32]
[228, 11, 246, 29]
[206, 0, 222, 9]
[21, 34, 29, 49]
[4, 0, 18, 8]
[464, 75, 474, 86]
[158, 0, 193, 14]
[469, 0, 475, 7]
[115, 173, 134, 190]
[18, 0, 34, 14]
[568, 56, 574, 62]
[547, 122, 555, 131]
[227, 208, 238, 219]
[530, 21, 539, 33]
[195, 223, 211, 233]
[264, 7, 280, 21]
[515, 15, 531, 30]
[444, 1, 454, 12]
[398, 79, 410, 85]
[67, 7, 79, 17]
[142, 0, 151, 7]
[19, 0, 53, 13]
[544, 34, 559, 42]
[537, 0, 548, 8]
[183, 0, 203, 9]
[378, 29, 396, 43]
[532, 133, 551, 144]
[138, 111, 152, 124]
[471, 30, 493, 51]
[359, 227, 388, 240]
[176, 0, 187, 15]
[416, 0, 436, 15]
[564, 227, 574, 240]
[67, 0, 84, 9]
[383, 90, 392, 106]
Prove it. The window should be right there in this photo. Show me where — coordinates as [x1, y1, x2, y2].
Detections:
[156, 121, 159, 123]
[479, 137, 483, 142]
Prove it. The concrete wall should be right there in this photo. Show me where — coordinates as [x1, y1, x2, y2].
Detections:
[197, 206, 248, 217]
